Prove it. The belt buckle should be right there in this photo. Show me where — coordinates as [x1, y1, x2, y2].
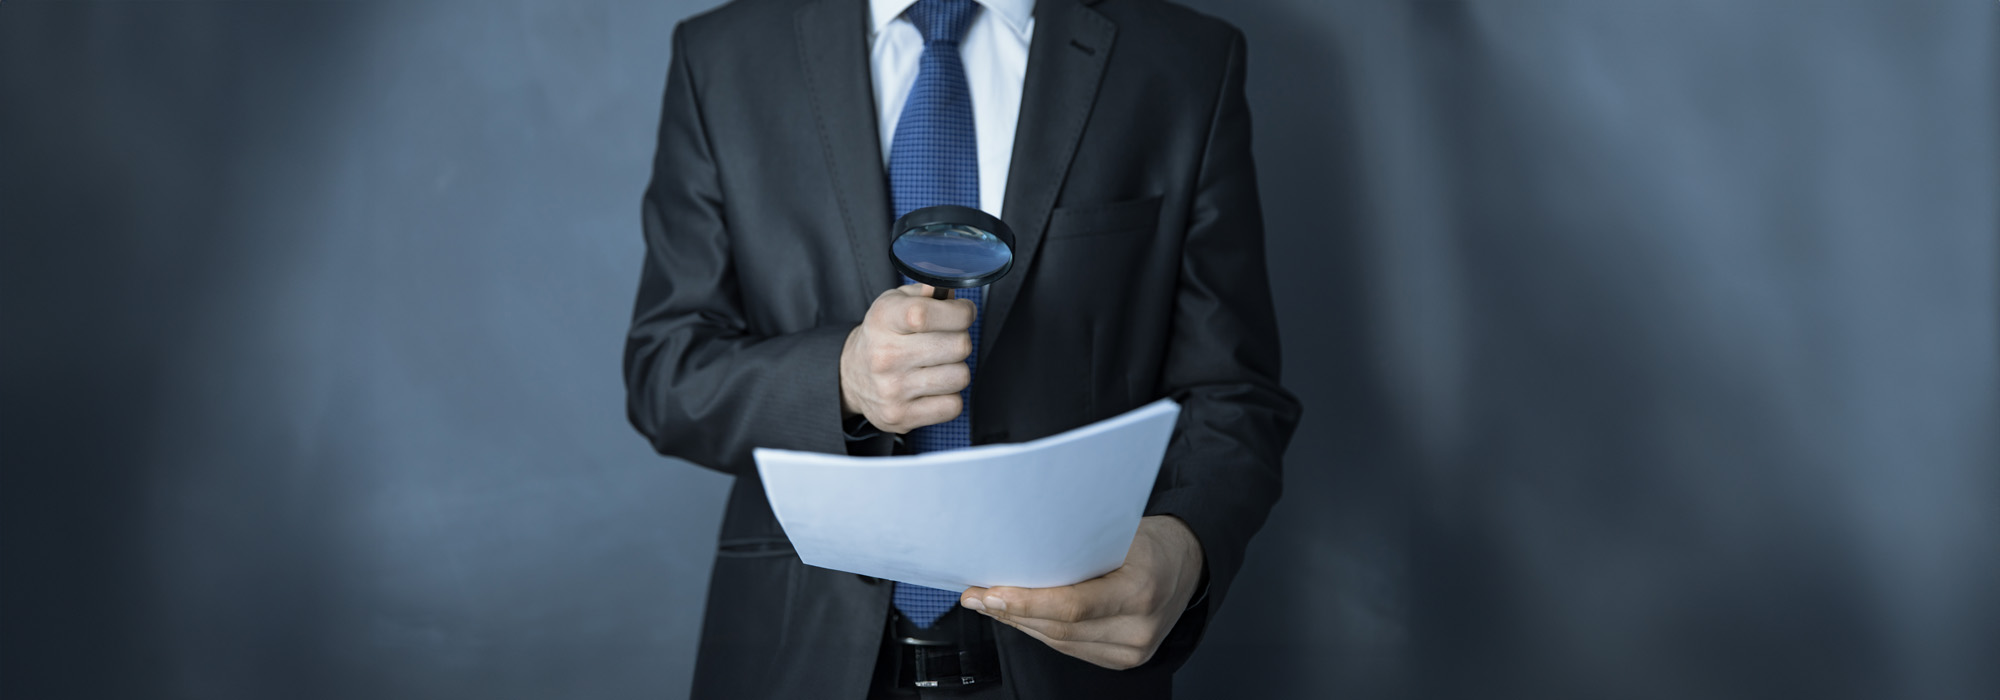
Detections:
[909, 646, 991, 689]
[891, 609, 1002, 689]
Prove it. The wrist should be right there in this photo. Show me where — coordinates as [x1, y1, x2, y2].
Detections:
[838, 325, 862, 419]
[1145, 515, 1205, 591]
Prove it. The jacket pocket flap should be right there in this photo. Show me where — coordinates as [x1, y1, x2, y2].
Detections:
[1047, 195, 1163, 240]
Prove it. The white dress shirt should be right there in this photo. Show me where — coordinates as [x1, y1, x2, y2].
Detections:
[869, 0, 1035, 219]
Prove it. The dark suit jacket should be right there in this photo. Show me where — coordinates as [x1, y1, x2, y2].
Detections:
[623, 0, 1300, 697]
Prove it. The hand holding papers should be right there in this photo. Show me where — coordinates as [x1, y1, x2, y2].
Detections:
[753, 399, 1181, 592]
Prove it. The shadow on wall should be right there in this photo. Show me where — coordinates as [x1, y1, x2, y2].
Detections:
[2, 4, 374, 697]
[1401, 2, 1998, 700]
[1171, 1, 1410, 699]
[3, 2, 735, 700]
[1179, 1, 1999, 699]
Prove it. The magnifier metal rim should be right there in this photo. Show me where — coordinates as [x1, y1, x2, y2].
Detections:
[889, 204, 1017, 290]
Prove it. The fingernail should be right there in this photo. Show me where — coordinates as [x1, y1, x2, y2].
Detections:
[983, 595, 1007, 612]
[961, 597, 986, 612]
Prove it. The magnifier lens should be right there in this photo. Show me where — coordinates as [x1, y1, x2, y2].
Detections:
[891, 223, 1012, 282]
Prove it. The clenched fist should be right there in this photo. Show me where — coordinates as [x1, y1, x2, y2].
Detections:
[839, 284, 975, 434]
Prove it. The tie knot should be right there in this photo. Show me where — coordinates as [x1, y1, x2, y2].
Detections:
[905, 0, 979, 45]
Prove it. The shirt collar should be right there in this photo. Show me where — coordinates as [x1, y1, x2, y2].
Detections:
[870, 0, 1034, 40]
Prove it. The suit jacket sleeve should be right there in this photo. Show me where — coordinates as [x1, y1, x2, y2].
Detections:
[1144, 28, 1302, 654]
[624, 22, 858, 476]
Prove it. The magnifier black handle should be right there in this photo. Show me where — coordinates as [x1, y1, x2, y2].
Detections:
[931, 287, 952, 301]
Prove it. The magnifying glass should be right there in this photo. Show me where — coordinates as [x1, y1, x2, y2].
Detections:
[890, 205, 1016, 300]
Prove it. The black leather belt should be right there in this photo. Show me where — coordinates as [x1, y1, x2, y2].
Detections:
[887, 607, 1002, 690]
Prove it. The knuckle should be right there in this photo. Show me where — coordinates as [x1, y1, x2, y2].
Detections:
[903, 304, 928, 330]
[867, 297, 896, 323]
[868, 350, 896, 373]
[878, 404, 908, 427]
[1055, 601, 1086, 624]
[953, 334, 973, 359]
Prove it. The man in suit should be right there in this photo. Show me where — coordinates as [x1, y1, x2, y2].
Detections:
[623, 0, 1298, 696]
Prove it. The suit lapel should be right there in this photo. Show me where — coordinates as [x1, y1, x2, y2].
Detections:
[796, 0, 897, 309]
[984, 0, 1116, 361]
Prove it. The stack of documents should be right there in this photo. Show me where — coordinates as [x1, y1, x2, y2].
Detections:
[753, 399, 1181, 592]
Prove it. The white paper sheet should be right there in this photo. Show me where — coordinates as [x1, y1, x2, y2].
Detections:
[753, 399, 1181, 592]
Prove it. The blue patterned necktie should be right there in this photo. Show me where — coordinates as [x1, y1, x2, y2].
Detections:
[888, 0, 982, 629]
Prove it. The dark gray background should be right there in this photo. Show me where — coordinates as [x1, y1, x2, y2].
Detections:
[3, 1, 1994, 699]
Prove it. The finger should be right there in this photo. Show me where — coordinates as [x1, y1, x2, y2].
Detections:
[980, 573, 1131, 624]
[905, 330, 973, 368]
[919, 298, 976, 333]
[986, 616, 1153, 671]
[900, 392, 963, 429]
[875, 285, 927, 316]
[878, 293, 927, 335]
[897, 362, 970, 400]
[882, 296, 975, 335]
[872, 392, 960, 433]
[996, 611, 1156, 648]
[873, 287, 932, 334]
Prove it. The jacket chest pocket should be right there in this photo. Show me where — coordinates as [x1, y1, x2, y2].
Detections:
[1038, 196, 1164, 300]
[1045, 195, 1163, 241]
